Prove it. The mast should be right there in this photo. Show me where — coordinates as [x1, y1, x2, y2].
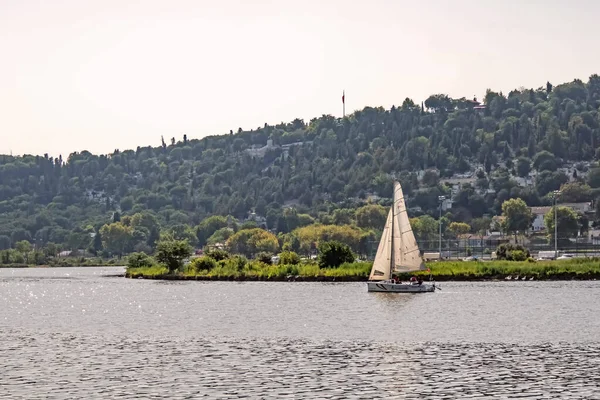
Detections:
[390, 185, 395, 279]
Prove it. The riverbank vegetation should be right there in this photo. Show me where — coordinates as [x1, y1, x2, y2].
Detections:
[125, 235, 600, 281]
[408, 257, 600, 280]
[125, 236, 371, 280]
[0, 241, 120, 268]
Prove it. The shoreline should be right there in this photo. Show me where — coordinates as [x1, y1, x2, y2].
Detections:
[124, 272, 600, 282]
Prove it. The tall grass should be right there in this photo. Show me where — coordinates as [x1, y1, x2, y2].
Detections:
[127, 260, 372, 280]
[126, 258, 600, 281]
[126, 265, 169, 278]
[414, 258, 600, 279]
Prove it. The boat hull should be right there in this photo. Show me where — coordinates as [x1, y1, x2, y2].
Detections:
[367, 281, 435, 293]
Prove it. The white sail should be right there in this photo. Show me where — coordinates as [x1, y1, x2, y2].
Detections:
[393, 182, 426, 273]
[369, 208, 393, 281]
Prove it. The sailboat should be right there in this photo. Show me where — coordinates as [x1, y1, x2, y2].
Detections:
[367, 181, 436, 293]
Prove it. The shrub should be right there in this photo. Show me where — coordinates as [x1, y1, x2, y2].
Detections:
[279, 251, 300, 265]
[256, 252, 273, 265]
[317, 241, 355, 268]
[189, 256, 217, 273]
[127, 252, 155, 269]
[509, 250, 527, 262]
[204, 249, 230, 261]
[496, 243, 531, 261]
[155, 235, 193, 273]
[220, 255, 247, 271]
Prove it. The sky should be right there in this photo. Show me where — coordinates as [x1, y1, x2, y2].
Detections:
[1, 0, 599, 157]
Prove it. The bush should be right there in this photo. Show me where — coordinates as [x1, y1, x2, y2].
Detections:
[127, 252, 155, 269]
[221, 255, 247, 271]
[256, 252, 273, 265]
[279, 251, 300, 265]
[189, 256, 217, 273]
[510, 250, 527, 262]
[496, 243, 531, 261]
[155, 235, 193, 273]
[204, 249, 230, 261]
[317, 241, 355, 268]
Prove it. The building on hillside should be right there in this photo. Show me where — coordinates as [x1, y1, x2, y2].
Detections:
[531, 206, 552, 232]
[530, 202, 593, 232]
[246, 211, 268, 229]
[588, 229, 600, 244]
[441, 197, 453, 211]
[440, 177, 477, 202]
[245, 139, 275, 157]
[245, 139, 312, 158]
[561, 202, 593, 214]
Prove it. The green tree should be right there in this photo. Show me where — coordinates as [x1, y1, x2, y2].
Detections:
[544, 206, 579, 243]
[127, 252, 155, 269]
[516, 157, 531, 177]
[0, 235, 10, 250]
[317, 241, 355, 268]
[196, 216, 228, 247]
[446, 222, 471, 238]
[587, 168, 600, 188]
[279, 250, 300, 265]
[99, 222, 134, 257]
[501, 198, 534, 236]
[559, 182, 592, 203]
[155, 234, 193, 273]
[15, 240, 32, 254]
[189, 256, 217, 273]
[15, 240, 32, 263]
[226, 228, 279, 257]
[411, 215, 438, 244]
[355, 204, 388, 230]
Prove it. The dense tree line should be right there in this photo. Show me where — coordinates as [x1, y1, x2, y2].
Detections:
[3, 76, 600, 255]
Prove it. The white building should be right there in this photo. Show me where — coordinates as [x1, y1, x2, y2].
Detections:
[530, 202, 592, 232]
[530, 206, 552, 232]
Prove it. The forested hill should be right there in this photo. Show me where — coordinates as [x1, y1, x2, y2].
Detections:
[3, 75, 600, 252]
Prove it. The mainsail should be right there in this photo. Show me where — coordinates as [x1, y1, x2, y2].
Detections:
[393, 182, 426, 273]
[368, 181, 426, 281]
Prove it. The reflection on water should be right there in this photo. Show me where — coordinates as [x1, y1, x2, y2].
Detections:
[1, 267, 600, 399]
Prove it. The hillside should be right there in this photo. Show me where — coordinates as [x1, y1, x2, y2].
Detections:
[2, 75, 600, 255]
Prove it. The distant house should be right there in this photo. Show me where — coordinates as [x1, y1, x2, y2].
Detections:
[530, 202, 592, 232]
[561, 202, 592, 214]
[440, 177, 477, 203]
[245, 139, 276, 157]
[588, 229, 600, 244]
[245, 211, 268, 229]
[531, 207, 552, 232]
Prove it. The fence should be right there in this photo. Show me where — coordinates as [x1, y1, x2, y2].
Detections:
[362, 239, 600, 260]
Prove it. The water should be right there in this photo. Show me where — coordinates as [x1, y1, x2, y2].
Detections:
[1, 267, 600, 399]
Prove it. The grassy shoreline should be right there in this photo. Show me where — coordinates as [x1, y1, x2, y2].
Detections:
[126, 259, 600, 282]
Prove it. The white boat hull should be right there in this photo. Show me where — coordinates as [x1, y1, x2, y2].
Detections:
[367, 281, 436, 293]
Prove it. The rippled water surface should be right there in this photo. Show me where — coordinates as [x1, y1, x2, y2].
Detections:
[1, 267, 600, 399]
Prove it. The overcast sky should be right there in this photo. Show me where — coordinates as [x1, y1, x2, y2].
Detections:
[1, 0, 599, 156]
